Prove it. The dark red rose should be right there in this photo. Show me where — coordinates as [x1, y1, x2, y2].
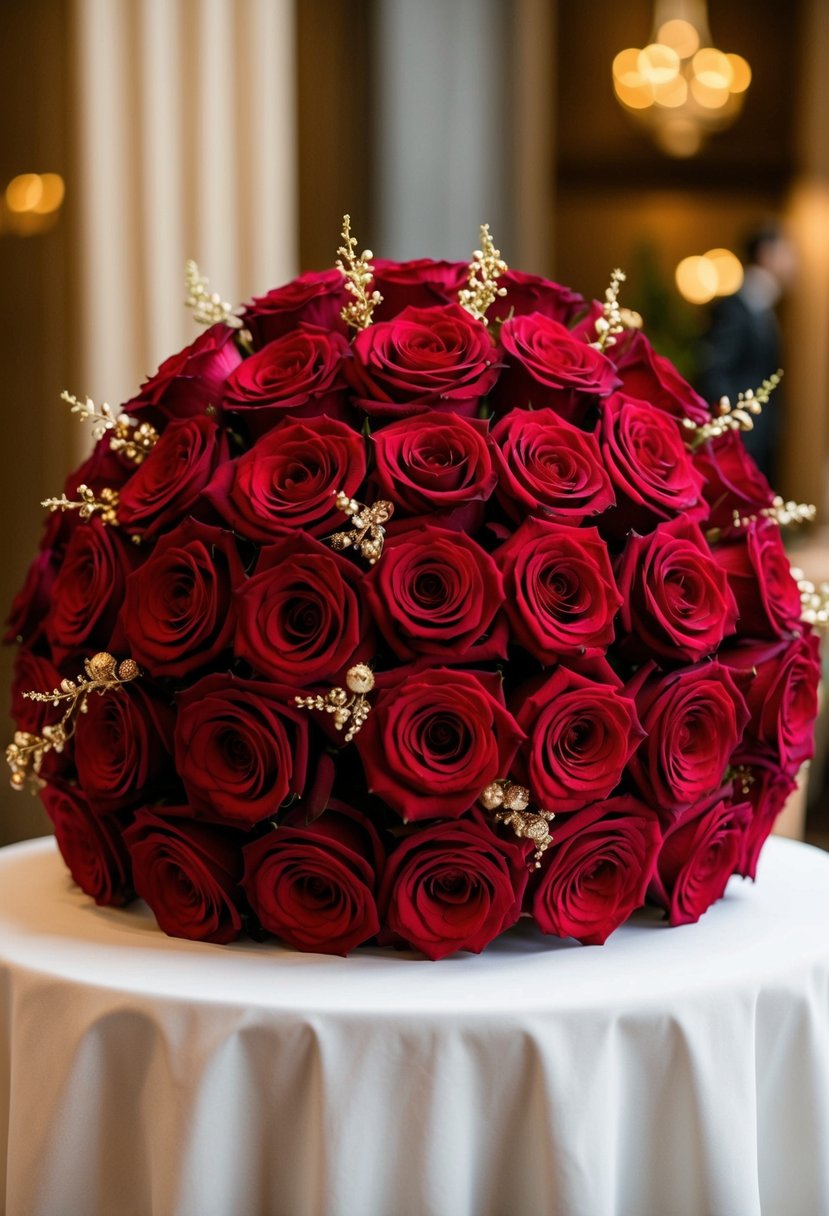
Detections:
[721, 634, 821, 770]
[514, 665, 643, 812]
[65, 435, 135, 502]
[531, 797, 662, 945]
[116, 519, 244, 679]
[626, 662, 749, 814]
[126, 324, 242, 427]
[492, 313, 619, 422]
[46, 521, 140, 666]
[117, 416, 228, 538]
[242, 803, 384, 955]
[489, 271, 586, 326]
[379, 815, 528, 959]
[492, 407, 614, 525]
[371, 411, 496, 515]
[728, 750, 798, 880]
[41, 782, 134, 907]
[599, 394, 706, 534]
[496, 518, 622, 662]
[346, 304, 499, 419]
[617, 518, 738, 663]
[74, 683, 175, 814]
[175, 674, 309, 826]
[234, 532, 367, 686]
[10, 648, 62, 734]
[695, 430, 775, 532]
[222, 324, 352, 437]
[205, 414, 366, 541]
[371, 258, 467, 320]
[243, 269, 347, 348]
[125, 809, 244, 944]
[356, 668, 523, 822]
[5, 546, 62, 644]
[364, 526, 505, 661]
[649, 791, 750, 926]
[711, 519, 802, 639]
[614, 331, 710, 424]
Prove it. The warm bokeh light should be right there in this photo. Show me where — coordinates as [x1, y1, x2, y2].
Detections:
[6, 174, 43, 213]
[32, 173, 65, 215]
[655, 119, 702, 158]
[705, 248, 744, 296]
[638, 43, 680, 85]
[653, 75, 688, 109]
[675, 254, 718, 304]
[690, 76, 731, 110]
[726, 53, 752, 94]
[656, 18, 700, 60]
[692, 48, 733, 90]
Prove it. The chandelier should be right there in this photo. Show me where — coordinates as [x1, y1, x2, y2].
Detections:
[612, 0, 751, 157]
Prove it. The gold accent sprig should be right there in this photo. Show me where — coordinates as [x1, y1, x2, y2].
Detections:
[6, 652, 140, 791]
[60, 391, 159, 465]
[336, 215, 382, 330]
[683, 372, 783, 449]
[590, 268, 627, 352]
[728, 764, 756, 798]
[184, 259, 239, 326]
[480, 780, 555, 870]
[328, 491, 394, 565]
[458, 223, 508, 324]
[294, 663, 375, 743]
[790, 567, 829, 630]
[42, 485, 120, 527]
[732, 496, 816, 531]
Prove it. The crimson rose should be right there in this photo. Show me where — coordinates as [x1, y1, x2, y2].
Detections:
[243, 268, 347, 347]
[614, 331, 709, 424]
[74, 682, 175, 814]
[695, 431, 775, 532]
[729, 750, 798, 880]
[47, 521, 139, 666]
[722, 634, 821, 770]
[41, 783, 133, 907]
[371, 410, 496, 517]
[493, 313, 618, 422]
[117, 416, 228, 538]
[371, 258, 467, 319]
[711, 518, 803, 639]
[126, 324, 242, 427]
[489, 270, 585, 326]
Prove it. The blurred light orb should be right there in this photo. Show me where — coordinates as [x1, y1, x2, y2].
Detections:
[638, 43, 680, 85]
[690, 76, 731, 110]
[675, 255, 719, 304]
[6, 174, 43, 213]
[692, 47, 733, 90]
[705, 248, 744, 296]
[656, 19, 700, 59]
[653, 75, 688, 109]
[726, 53, 752, 93]
[33, 174, 65, 215]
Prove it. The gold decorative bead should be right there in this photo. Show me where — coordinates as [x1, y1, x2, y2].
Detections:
[480, 782, 505, 810]
[503, 783, 530, 812]
[87, 652, 117, 681]
[346, 664, 374, 695]
[10, 771, 25, 790]
[116, 659, 139, 682]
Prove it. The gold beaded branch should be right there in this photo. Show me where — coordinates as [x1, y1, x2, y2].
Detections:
[590, 268, 628, 352]
[790, 567, 829, 630]
[294, 664, 375, 743]
[60, 391, 159, 465]
[336, 216, 382, 331]
[184, 259, 239, 326]
[479, 780, 555, 870]
[731, 496, 816, 531]
[327, 492, 394, 565]
[458, 224, 508, 324]
[6, 652, 140, 792]
[42, 485, 120, 527]
[683, 372, 783, 449]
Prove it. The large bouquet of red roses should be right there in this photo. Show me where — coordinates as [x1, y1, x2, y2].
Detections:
[5, 221, 821, 959]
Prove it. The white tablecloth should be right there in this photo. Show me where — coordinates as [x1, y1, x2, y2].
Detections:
[0, 837, 827, 1216]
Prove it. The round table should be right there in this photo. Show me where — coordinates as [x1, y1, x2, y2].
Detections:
[0, 837, 827, 1216]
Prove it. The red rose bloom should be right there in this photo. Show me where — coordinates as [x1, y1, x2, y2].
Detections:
[205, 414, 366, 541]
[125, 809, 244, 944]
[729, 749, 798, 880]
[695, 430, 775, 532]
[711, 518, 803, 639]
[222, 324, 351, 437]
[531, 797, 662, 945]
[492, 407, 614, 525]
[489, 270, 586, 326]
[4, 546, 62, 644]
[346, 303, 499, 418]
[514, 664, 643, 812]
[126, 323, 242, 427]
[74, 683, 175, 814]
[117, 416, 228, 538]
[614, 331, 710, 424]
[10, 648, 61, 736]
[617, 518, 738, 663]
[243, 268, 347, 347]
[371, 411, 496, 515]
[649, 792, 751, 926]
[371, 258, 467, 320]
[356, 668, 523, 822]
[493, 313, 619, 422]
[627, 662, 749, 814]
[497, 519, 622, 662]
[234, 532, 367, 686]
[364, 526, 505, 661]
[242, 804, 384, 955]
[41, 782, 134, 907]
[175, 674, 309, 826]
[379, 816, 529, 959]
[117, 519, 244, 679]
[722, 634, 821, 770]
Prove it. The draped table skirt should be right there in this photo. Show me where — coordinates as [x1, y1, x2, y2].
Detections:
[0, 836, 828, 1216]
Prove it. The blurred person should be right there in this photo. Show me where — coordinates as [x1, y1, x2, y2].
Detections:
[697, 222, 797, 483]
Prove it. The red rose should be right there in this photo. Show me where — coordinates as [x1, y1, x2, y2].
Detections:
[614, 331, 710, 424]
[222, 324, 352, 437]
[175, 674, 309, 826]
[649, 792, 750, 926]
[711, 519, 802, 639]
[5, 546, 61, 644]
[74, 682, 175, 813]
[489, 271, 586, 326]
[728, 750, 798, 880]
[242, 803, 384, 955]
[371, 411, 496, 516]
[117, 416, 228, 538]
[234, 532, 367, 686]
[599, 394, 706, 535]
[64, 435, 134, 505]
[493, 313, 619, 422]
[379, 816, 528, 959]
[492, 407, 614, 525]
[626, 662, 749, 814]
[364, 526, 505, 661]
[694, 431, 775, 532]
[722, 634, 821, 770]
[617, 518, 738, 663]
[242, 269, 347, 348]
[205, 414, 366, 542]
[126, 324, 242, 427]
[371, 258, 467, 320]
[496, 519, 622, 662]
[46, 521, 140, 666]
[531, 797, 662, 945]
[356, 668, 523, 822]
[514, 664, 643, 812]
[40, 782, 133, 907]
[116, 519, 244, 679]
[125, 809, 244, 944]
[10, 648, 61, 734]
[346, 304, 499, 419]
